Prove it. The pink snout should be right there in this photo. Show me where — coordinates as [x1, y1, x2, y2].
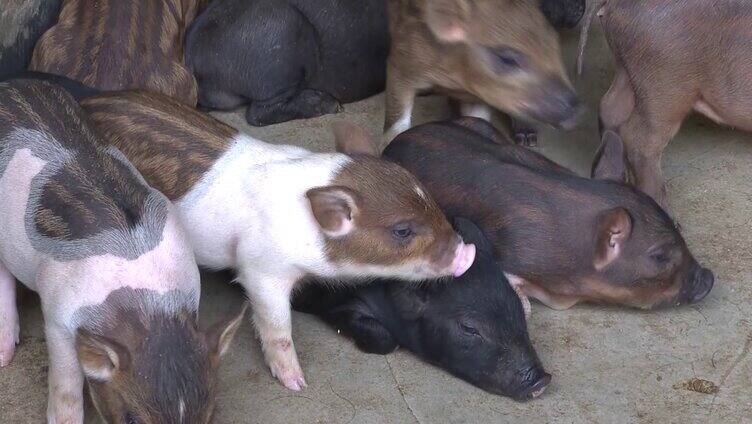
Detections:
[451, 243, 476, 277]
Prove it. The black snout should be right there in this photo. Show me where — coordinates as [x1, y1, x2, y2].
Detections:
[514, 367, 552, 401]
[527, 79, 583, 130]
[690, 267, 714, 303]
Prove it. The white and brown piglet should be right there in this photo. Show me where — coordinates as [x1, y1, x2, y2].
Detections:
[80, 90, 476, 391]
[0, 80, 244, 423]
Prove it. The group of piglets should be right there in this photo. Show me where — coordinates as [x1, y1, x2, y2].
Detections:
[293, 117, 713, 400]
[0, 0, 729, 421]
[0, 77, 475, 422]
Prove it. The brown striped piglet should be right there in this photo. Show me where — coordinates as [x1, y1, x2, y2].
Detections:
[0, 80, 244, 423]
[384, 0, 582, 142]
[384, 118, 714, 312]
[79, 90, 476, 391]
[29, 0, 203, 105]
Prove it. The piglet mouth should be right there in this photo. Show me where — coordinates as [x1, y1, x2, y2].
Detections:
[451, 243, 476, 277]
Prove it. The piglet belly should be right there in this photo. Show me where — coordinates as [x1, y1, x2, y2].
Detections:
[0, 148, 46, 289]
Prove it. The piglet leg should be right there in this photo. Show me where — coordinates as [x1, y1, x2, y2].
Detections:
[244, 274, 306, 391]
[383, 63, 418, 145]
[45, 325, 85, 423]
[0, 261, 19, 367]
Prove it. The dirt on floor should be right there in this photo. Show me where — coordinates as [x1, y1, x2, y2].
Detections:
[2, 18, 751, 424]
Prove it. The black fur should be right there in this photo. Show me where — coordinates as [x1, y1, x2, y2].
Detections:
[293, 218, 550, 401]
[0, 0, 63, 79]
[185, 0, 389, 126]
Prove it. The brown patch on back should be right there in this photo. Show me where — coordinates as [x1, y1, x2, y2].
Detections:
[81, 90, 237, 200]
[29, 0, 200, 105]
[0, 79, 151, 241]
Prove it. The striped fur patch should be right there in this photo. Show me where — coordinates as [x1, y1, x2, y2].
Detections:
[28, 0, 200, 105]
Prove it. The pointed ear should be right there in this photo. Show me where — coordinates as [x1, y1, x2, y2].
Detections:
[75, 329, 130, 381]
[332, 121, 379, 156]
[592, 131, 628, 183]
[306, 186, 360, 237]
[594, 207, 632, 270]
[206, 303, 247, 358]
[425, 0, 472, 43]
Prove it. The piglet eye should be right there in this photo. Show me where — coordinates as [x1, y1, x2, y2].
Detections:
[459, 322, 480, 337]
[651, 251, 669, 265]
[486, 47, 525, 72]
[392, 223, 414, 240]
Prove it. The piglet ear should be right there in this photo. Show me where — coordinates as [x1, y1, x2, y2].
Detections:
[206, 303, 247, 358]
[75, 329, 130, 381]
[591, 131, 628, 183]
[425, 0, 472, 43]
[594, 207, 632, 270]
[332, 121, 379, 156]
[306, 186, 360, 237]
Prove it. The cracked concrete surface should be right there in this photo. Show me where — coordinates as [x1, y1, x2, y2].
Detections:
[2, 17, 752, 424]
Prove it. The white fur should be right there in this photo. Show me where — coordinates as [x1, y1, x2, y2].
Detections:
[0, 148, 200, 420]
[384, 104, 413, 143]
[460, 102, 493, 121]
[176, 134, 353, 390]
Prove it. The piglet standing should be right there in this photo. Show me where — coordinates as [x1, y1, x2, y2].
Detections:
[597, 0, 752, 209]
[0, 80, 244, 423]
[384, 0, 582, 142]
[80, 90, 476, 391]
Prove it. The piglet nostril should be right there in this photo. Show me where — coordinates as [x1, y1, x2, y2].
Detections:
[527, 373, 551, 399]
[691, 268, 714, 303]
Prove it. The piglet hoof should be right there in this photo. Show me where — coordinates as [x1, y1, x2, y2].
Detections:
[514, 130, 538, 148]
[511, 120, 538, 148]
[269, 360, 307, 391]
[0, 322, 20, 367]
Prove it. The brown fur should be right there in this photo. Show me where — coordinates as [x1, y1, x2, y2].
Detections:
[384, 0, 576, 141]
[325, 154, 460, 270]
[598, 0, 752, 209]
[74, 288, 245, 424]
[385, 118, 712, 309]
[81, 90, 236, 199]
[29, 0, 200, 105]
[0, 79, 151, 242]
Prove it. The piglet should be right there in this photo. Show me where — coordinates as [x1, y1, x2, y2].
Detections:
[384, 0, 582, 142]
[0, 80, 244, 423]
[0, 0, 62, 79]
[79, 90, 475, 391]
[384, 118, 714, 310]
[597, 0, 752, 209]
[185, 0, 389, 126]
[294, 217, 551, 400]
[29, 0, 202, 105]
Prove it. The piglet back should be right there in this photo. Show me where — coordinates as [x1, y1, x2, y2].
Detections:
[0, 79, 168, 261]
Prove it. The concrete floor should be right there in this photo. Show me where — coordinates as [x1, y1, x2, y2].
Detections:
[2, 20, 752, 424]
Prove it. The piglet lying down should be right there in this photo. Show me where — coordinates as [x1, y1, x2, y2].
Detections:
[384, 118, 714, 311]
[0, 80, 243, 423]
[80, 91, 475, 391]
[294, 218, 550, 401]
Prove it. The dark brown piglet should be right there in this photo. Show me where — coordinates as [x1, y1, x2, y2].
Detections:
[29, 0, 202, 105]
[384, 118, 714, 310]
[597, 0, 752, 209]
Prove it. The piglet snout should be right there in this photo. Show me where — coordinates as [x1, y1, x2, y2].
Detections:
[451, 243, 476, 277]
